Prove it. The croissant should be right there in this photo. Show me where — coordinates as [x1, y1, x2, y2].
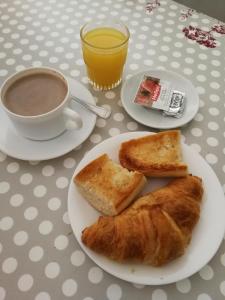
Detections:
[81, 175, 203, 266]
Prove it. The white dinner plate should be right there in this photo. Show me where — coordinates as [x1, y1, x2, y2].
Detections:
[0, 77, 96, 161]
[68, 131, 225, 285]
[121, 70, 199, 129]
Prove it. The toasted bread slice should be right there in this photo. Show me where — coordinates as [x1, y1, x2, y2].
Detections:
[74, 154, 147, 216]
[119, 130, 188, 177]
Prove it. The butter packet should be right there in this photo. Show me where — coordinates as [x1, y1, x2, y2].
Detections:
[133, 75, 185, 118]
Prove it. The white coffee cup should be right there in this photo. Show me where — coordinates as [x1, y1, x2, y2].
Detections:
[0, 67, 83, 141]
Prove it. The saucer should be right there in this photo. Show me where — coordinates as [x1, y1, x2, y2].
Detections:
[121, 69, 199, 129]
[0, 77, 96, 161]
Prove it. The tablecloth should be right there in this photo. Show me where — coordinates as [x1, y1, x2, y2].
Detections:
[1, 0, 225, 299]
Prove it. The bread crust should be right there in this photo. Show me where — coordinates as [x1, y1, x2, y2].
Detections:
[74, 154, 147, 216]
[119, 130, 188, 177]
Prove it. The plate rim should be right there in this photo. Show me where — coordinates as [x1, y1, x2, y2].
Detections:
[67, 131, 225, 285]
[121, 69, 200, 129]
[0, 77, 97, 161]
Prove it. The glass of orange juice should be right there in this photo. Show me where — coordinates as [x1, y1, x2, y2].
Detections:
[80, 20, 130, 91]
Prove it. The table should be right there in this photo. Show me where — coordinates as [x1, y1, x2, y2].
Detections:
[1, 0, 225, 299]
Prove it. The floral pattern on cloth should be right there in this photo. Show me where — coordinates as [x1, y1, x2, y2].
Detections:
[146, 0, 160, 14]
[179, 8, 194, 21]
[179, 8, 225, 48]
[183, 24, 225, 48]
[145, 3, 225, 49]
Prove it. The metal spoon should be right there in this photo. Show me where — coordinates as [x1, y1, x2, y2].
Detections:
[71, 96, 111, 119]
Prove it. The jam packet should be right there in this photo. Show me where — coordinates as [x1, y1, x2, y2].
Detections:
[133, 75, 185, 118]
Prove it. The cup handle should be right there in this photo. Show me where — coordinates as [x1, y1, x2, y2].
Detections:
[63, 107, 83, 130]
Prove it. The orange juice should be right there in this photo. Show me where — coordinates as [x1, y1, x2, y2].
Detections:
[81, 26, 129, 90]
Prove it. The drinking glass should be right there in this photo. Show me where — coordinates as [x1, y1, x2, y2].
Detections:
[80, 20, 130, 91]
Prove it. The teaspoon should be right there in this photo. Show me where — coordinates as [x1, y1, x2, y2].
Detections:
[71, 96, 111, 119]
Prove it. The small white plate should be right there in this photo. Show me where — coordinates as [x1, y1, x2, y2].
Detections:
[68, 131, 225, 285]
[121, 69, 199, 129]
[0, 77, 96, 161]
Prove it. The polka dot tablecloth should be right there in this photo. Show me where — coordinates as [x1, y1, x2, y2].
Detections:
[0, 0, 225, 299]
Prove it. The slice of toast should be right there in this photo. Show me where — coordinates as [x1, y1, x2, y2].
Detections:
[119, 130, 188, 177]
[74, 154, 147, 216]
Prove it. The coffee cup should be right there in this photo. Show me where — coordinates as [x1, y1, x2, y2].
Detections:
[0, 67, 83, 141]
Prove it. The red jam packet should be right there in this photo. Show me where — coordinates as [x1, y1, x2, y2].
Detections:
[134, 75, 185, 118]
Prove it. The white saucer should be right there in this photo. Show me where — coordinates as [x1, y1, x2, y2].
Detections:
[0, 77, 96, 161]
[121, 69, 199, 129]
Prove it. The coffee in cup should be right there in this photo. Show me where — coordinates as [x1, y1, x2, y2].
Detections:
[3, 72, 68, 116]
[0, 67, 83, 141]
